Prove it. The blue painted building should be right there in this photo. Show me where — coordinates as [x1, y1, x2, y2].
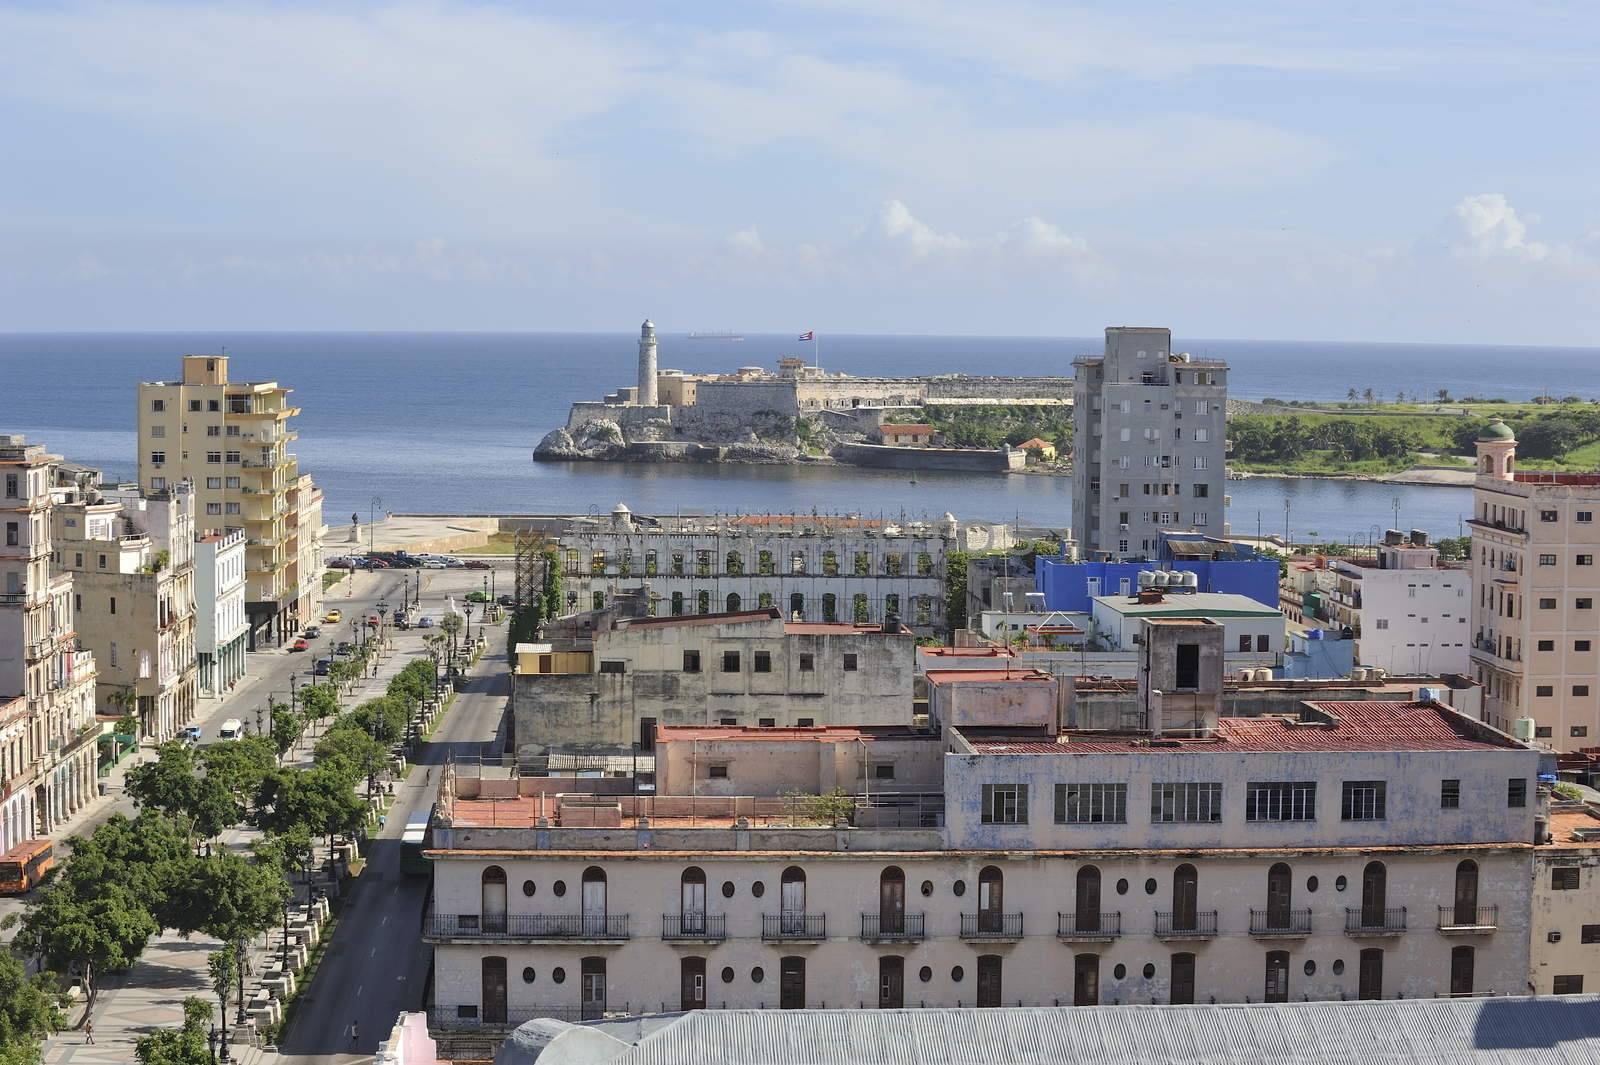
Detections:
[1036, 532, 1280, 613]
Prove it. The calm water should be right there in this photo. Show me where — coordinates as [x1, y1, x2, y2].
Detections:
[4, 331, 1597, 535]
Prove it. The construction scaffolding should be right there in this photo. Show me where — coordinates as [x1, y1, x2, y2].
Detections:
[512, 528, 544, 610]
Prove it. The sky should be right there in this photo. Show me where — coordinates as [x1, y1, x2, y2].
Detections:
[1, 1, 1597, 343]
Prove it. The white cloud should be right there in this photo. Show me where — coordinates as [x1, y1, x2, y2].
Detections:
[727, 226, 766, 257]
[1004, 216, 1091, 258]
[1454, 193, 1549, 260]
[873, 200, 968, 256]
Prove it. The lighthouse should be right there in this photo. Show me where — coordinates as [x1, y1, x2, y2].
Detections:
[637, 319, 658, 406]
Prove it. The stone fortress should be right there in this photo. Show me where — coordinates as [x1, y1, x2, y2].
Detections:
[535, 320, 1073, 470]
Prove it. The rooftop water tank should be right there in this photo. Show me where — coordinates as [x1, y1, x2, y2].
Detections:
[1514, 717, 1536, 742]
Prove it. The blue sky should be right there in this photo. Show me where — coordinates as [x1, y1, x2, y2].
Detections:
[1, 1, 1597, 343]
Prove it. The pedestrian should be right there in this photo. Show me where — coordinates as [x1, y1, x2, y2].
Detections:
[350, 1020, 359, 1045]
[84, 1019, 94, 1044]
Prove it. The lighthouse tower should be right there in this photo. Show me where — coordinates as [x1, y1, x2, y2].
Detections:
[637, 320, 658, 406]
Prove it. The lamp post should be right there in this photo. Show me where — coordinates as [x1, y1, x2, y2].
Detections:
[369, 495, 382, 561]
[281, 896, 291, 975]
[253, 705, 263, 737]
[463, 603, 476, 650]
[208, 1023, 218, 1064]
[376, 599, 390, 654]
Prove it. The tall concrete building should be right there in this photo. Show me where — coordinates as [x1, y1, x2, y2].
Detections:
[137, 355, 322, 648]
[194, 529, 248, 697]
[636, 320, 658, 407]
[1468, 419, 1600, 748]
[0, 435, 100, 854]
[1072, 328, 1228, 561]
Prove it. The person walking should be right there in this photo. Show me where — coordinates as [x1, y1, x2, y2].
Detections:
[84, 1019, 94, 1044]
[350, 1020, 359, 1046]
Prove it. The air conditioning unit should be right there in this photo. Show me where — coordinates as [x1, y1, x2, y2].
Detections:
[1549, 930, 1562, 943]
[1119, 524, 1129, 532]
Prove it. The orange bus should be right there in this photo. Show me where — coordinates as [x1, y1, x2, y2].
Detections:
[0, 838, 54, 894]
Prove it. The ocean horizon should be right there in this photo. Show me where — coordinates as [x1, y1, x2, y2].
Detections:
[7, 330, 1597, 534]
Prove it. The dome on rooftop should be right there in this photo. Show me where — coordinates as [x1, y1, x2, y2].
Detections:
[1478, 419, 1516, 442]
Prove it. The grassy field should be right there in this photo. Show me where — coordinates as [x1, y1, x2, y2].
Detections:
[466, 531, 518, 555]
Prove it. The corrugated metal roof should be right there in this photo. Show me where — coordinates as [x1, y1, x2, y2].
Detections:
[568, 997, 1600, 1065]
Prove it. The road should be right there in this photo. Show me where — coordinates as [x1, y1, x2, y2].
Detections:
[279, 569, 512, 1063]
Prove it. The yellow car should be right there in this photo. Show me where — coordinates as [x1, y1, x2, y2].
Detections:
[323, 610, 343, 624]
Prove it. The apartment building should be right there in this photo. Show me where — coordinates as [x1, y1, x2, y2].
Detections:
[422, 620, 1544, 1030]
[555, 505, 1010, 636]
[1467, 420, 1600, 747]
[194, 530, 248, 697]
[0, 436, 99, 855]
[52, 478, 197, 741]
[1528, 804, 1600, 996]
[287, 471, 327, 631]
[138, 354, 320, 648]
[510, 606, 914, 760]
[1071, 327, 1228, 560]
[1324, 531, 1470, 675]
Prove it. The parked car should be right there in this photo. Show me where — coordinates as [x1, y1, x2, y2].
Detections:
[313, 658, 332, 676]
[336, 641, 356, 655]
[291, 637, 309, 652]
[417, 616, 435, 628]
[366, 558, 390, 569]
[304, 624, 321, 638]
[323, 610, 343, 623]
[443, 557, 465, 568]
[179, 725, 203, 743]
[420, 559, 446, 569]
[463, 560, 490, 570]
[327, 557, 354, 570]
[366, 615, 380, 628]
[497, 594, 515, 607]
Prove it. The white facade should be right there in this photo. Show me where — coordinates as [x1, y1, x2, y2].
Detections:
[1329, 538, 1470, 675]
[1089, 591, 1285, 654]
[194, 530, 248, 696]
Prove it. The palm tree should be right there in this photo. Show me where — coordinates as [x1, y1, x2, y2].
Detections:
[1346, 387, 1358, 404]
[107, 686, 140, 740]
[1362, 388, 1377, 407]
[439, 613, 464, 676]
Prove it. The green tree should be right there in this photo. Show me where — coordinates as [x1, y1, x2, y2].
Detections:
[506, 601, 543, 659]
[0, 951, 63, 1062]
[60, 812, 194, 930]
[255, 765, 367, 845]
[198, 737, 276, 817]
[14, 879, 158, 1003]
[312, 727, 388, 784]
[124, 742, 200, 823]
[270, 706, 304, 763]
[298, 683, 340, 729]
[254, 828, 315, 890]
[133, 996, 212, 1065]
[943, 551, 970, 634]
[206, 946, 237, 1054]
[540, 548, 562, 619]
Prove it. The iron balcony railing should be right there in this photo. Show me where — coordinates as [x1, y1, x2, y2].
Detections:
[762, 913, 825, 940]
[1249, 908, 1313, 936]
[661, 914, 726, 941]
[1438, 905, 1498, 932]
[860, 912, 926, 941]
[1345, 907, 1407, 935]
[960, 912, 1023, 939]
[1056, 912, 1122, 940]
[423, 912, 630, 941]
[1153, 910, 1219, 938]
[427, 1005, 591, 1029]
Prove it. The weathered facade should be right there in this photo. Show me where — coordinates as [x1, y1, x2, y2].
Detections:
[511, 609, 915, 759]
[1528, 805, 1600, 996]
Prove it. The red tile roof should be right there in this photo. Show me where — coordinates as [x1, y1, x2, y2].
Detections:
[966, 702, 1520, 755]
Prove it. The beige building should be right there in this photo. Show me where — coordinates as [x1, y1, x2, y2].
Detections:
[1528, 803, 1600, 996]
[424, 632, 1545, 1030]
[0, 436, 99, 855]
[1468, 420, 1600, 748]
[511, 606, 915, 761]
[52, 477, 198, 742]
[137, 354, 322, 648]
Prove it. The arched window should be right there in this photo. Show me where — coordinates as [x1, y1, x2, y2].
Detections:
[821, 593, 838, 622]
[885, 593, 901, 618]
[879, 867, 906, 934]
[1361, 861, 1387, 927]
[758, 550, 775, 575]
[680, 867, 707, 933]
[481, 866, 507, 932]
[725, 592, 742, 613]
[916, 552, 933, 576]
[670, 591, 684, 616]
[644, 550, 658, 576]
[581, 867, 607, 934]
[1074, 866, 1102, 933]
[696, 590, 710, 614]
[757, 591, 774, 609]
[915, 596, 933, 626]
[1453, 860, 1479, 925]
[780, 867, 807, 933]
[1266, 862, 1292, 927]
[790, 551, 806, 574]
[1073, 952, 1099, 1006]
[671, 552, 685, 575]
[853, 593, 870, 624]
[1172, 864, 1198, 932]
[822, 550, 839, 576]
[726, 550, 743, 575]
[789, 592, 805, 620]
[884, 553, 902, 576]
[977, 865, 1004, 933]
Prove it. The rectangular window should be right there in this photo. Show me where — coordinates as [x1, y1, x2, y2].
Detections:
[1239, 634, 1251, 652]
[1054, 783, 1128, 824]
[1538, 640, 1555, 651]
[721, 651, 740, 673]
[1536, 726, 1553, 738]
[188, 399, 201, 411]
[205, 425, 220, 437]
[1581, 925, 1600, 944]
[225, 476, 239, 488]
[682, 650, 701, 673]
[753, 651, 772, 673]
[1551, 867, 1581, 891]
[1440, 779, 1460, 808]
[981, 784, 1028, 825]
[1375, 618, 1389, 629]
[1150, 782, 1222, 823]
[843, 653, 858, 672]
[150, 450, 166, 465]
[796, 717, 814, 727]
[1245, 781, 1317, 822]
[1193, 456, 1207, 470]
[224, 502, 239, 515]
[798, 653, 814, 672]
[205, 503, 222, 515]
[1579, 640, 1593, 652]
[1553, 975, 1585, 995]
[1580, 598, 1594, 610]
[1541, 510, 1559, 522]
[206, 477, 221, 489]
[1581, 555, 1595, 566]
[1537, 685, 1554, 697]
[1576, 685, 1591, 697]
[758, 718, 775, 728]
[224, 450, 241, 463]
[1540, 554, 1558, 566]
[1579, 512, 1594, 523]
[151, 398, 165, 411]
[1341, 781, 1386, 821]
[1576, 726, 1591, 738]
[707, 764, 729, 780]
[206, 451, 221, 464]
[150, 424, 165, 438]
[870, 763, 895, 781]
[1507, 778, 1527, 808]
[1540, 598, 1557, 609]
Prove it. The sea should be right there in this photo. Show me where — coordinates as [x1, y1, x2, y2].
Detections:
[5, 331, 1600, 540]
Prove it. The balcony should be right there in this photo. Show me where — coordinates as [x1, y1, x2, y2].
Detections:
[661, 914, 726, 942]
[1345, 907, 1407, 936]
[1153, 910, 1219, 940]
[1056, 912, 1122, 942]
[427, 1005, 598, 1031]
[1437, 905, 1498, 934]
[959, 912, 1023, 941]
[762, 913, 825, 941]
[860, 912, 926, 942]
[1250, 908, 1313, 937]
[422, 912, 630, 943]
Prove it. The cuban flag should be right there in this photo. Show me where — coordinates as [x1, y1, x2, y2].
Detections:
[797, 330, 814, 341]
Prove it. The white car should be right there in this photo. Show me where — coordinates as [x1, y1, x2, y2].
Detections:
[443, 557, 465, 567]
[420, 558, 447, 569]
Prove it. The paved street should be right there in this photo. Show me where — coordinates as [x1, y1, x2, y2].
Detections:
[16, 559, 516, 1064]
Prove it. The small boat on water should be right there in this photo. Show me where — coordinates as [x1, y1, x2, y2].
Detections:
[687, 331, 745, 341]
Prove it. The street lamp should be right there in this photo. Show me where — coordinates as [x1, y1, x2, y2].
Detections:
[463, 602, 476, 649]
[208, 1024, 219, 1064]
[369, 495, 383, 561]
[376, 599, 390, 652]
[253, 705, 263, 737]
